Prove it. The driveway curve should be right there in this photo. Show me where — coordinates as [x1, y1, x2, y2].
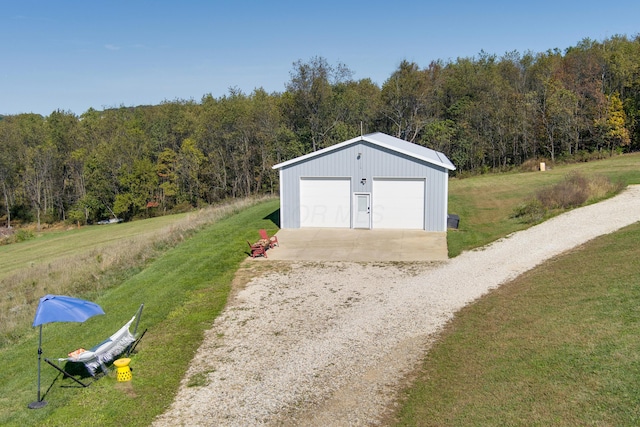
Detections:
[153, 185, 640, 426]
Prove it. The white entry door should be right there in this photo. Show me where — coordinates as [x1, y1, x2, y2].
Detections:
[353, 193, 371, 229]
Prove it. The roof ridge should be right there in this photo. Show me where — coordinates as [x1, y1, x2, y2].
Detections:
[273, 132, 455, 171]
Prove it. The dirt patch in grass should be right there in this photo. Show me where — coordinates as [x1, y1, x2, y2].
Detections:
[228, 259, 293, 299]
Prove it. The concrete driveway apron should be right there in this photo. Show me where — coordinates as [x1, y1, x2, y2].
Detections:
[261, 228, 449, 262]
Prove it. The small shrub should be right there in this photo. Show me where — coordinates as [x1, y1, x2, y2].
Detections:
[573, 150, 609, 163]
[536, 172, 589, 209]
[587, 174, 625, 200]
[14, 229, 35, 243]
[512, 172, 623, 224]
[0, 227, 15, 245]
[66, 208, 87, 226]
[511, 198, 546, 224]
[170, 201, 196, 214]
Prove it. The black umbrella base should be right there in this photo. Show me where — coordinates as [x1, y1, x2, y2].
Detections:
[28, 400, 47, 409]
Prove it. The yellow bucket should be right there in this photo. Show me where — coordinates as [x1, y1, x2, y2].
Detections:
[113, 358, 132, 382]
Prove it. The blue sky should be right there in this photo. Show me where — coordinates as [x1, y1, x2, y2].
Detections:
[1, 0, 639, 116]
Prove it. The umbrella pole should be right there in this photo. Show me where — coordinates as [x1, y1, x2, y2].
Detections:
[28, 325, 47, 409]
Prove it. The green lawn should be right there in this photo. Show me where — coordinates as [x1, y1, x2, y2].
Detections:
[392, 221, 640, 426]
[0, 212, 190, 281]
[0, 199, 279, 427]
[446, 153, 640, 256]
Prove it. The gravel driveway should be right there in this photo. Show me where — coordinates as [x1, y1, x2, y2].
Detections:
[153, 185, 640, 426]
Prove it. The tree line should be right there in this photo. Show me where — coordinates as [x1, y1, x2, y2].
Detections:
[1, 35, 639, 228]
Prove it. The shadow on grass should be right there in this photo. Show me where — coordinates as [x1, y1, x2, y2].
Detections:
[263, 209, 280, 228]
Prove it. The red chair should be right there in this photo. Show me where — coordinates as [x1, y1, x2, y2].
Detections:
[259, 229, 278, 248]
[247, 240, 267, 258]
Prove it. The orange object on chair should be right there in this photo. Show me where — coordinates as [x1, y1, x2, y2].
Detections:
[247, 240, 267, 258]
[259, 229, 279, 248]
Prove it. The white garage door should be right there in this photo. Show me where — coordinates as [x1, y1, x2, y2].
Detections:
[373, 178, 425, 229]
[300, 178, 351, 228]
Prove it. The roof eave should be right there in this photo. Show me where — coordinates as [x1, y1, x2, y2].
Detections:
[360, 135, 457, 171]
[272, 135, 363, 169]
[272, 133, 456, 171]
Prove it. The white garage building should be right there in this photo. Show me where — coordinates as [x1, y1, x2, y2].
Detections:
[272, 132, 456, 232]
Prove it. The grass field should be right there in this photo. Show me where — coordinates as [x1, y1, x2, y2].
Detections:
[0, 198, 280, 426]
[446, 153, 640, 256]
[0, 199, 274, 347]
[1, 153, 639, 425]
[0, 212, 191, 281]
[391, 221, 640, 426]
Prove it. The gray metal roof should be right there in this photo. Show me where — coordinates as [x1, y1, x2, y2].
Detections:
[272, 132, 456, 171]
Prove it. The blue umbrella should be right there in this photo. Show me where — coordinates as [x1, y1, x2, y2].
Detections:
[33, 295, 105, 327]
[28, 295, 105, 409]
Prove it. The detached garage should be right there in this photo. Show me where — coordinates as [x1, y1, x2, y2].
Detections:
[272, 132, 456, 232]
